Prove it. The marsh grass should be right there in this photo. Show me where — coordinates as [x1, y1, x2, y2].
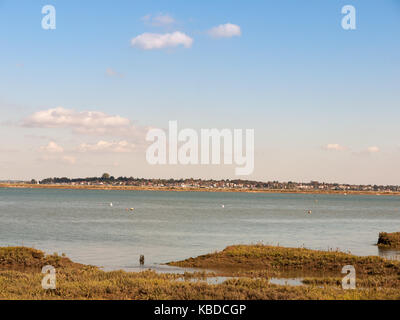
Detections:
[377, 232, 400, 248]
[1, 246, 400, 300]
[168, 244, 400, 277]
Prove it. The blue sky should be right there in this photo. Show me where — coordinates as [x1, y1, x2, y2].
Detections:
[0, 0, 399, 184]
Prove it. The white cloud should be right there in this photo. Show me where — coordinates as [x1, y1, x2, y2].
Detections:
[78, 140, 135, 153]
[106, 68, 124, 78]
[142, 13, 175, 27]
[208, 23, 241, 38]
[351, 146, 381, 156]
[23, 107, 134, 135]
[367, 146, 380, 153]
[39, 142, 77, 164]
[40, 141, 64, 153]
[131, 32, 193, 50]
[323, 143, 347, 151]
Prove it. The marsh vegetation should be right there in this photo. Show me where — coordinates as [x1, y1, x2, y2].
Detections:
[1, 245, 400, 300]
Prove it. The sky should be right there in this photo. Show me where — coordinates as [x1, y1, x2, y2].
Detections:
[0, 0, 399, 184]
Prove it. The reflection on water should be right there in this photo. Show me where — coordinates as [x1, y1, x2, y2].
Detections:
[177, 276, 235, 285]
[269, 277, 304, 286]
[378, 248, 400, 261]
[102, 264, 209, 274]
[176, 276, 305, 286]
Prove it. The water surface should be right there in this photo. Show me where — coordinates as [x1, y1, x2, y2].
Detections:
[1, 188, 399, 270]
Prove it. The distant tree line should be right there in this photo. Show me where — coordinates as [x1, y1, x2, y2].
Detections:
[35, 174, 399, 191]
[37, 173, 269, 186]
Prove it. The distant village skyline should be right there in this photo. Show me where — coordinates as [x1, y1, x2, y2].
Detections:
[3, 174, 398, 192]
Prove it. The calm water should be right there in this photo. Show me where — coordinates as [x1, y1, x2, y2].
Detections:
[1, 188, 400, 270]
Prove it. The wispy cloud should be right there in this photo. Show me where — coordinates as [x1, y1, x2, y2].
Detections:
[352, 146, 381, 156]
[61, 156, 76, 164]
[208, 23, 242, 38]
[142, 13, 176, 27]
[38, 155, 76, 165]
[366, 146, 380, 153]
[323, 144, 380, 154]
[323, 143, 347, 151]
[106, 68, 124, 78]
[131, 32, 193, 50]
[40, 141, 64, 153]
[78, 140, 135, 153]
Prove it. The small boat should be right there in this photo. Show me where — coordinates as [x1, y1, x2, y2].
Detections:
[130, 208, 135, 211]
[221, 204, 225, 208]
[307, 210, 312, 214]
[110, 203, 113, 207]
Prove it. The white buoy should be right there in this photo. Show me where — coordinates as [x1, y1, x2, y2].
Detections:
[110, 202, 113, 207]
[222, 204, 225, 208]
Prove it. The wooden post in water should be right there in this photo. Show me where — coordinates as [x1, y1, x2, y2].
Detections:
[140, 255, 145, 266]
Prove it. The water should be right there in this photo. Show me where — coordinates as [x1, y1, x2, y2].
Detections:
[1, 188, 400, 270]
[269, 278, 303, 286]
[176, 276, 235, 285]
[177, 276, 304, 286]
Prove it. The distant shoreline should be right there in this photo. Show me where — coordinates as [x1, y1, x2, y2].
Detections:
[1, 183, 399, 196]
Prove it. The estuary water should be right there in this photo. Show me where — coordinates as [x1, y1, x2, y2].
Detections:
[1, 188, 400, 270]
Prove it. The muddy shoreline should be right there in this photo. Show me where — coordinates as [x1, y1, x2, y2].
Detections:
[1, 183, 399, 196]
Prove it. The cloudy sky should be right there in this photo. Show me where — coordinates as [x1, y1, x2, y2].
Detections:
[0, 0, 399, 184]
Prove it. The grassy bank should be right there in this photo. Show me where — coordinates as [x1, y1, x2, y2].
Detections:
[169, 245, 400, 292]
[168, 244, 400, 277]
[377, 232, 400, 248]
[1, 246, 400, 300]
